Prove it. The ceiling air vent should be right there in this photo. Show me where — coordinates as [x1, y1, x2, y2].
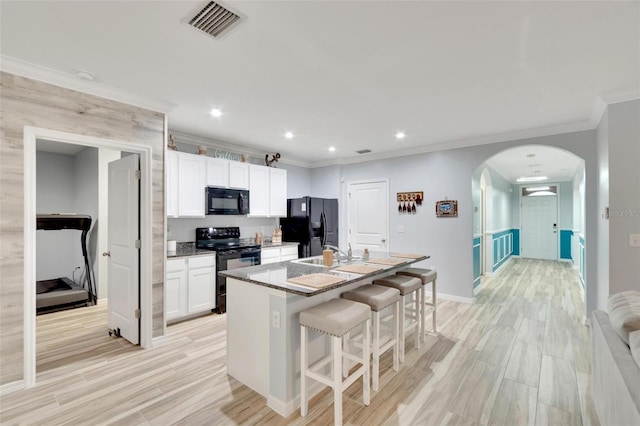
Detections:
[356, 149, 372, 154]
[187, 1, 242, 39]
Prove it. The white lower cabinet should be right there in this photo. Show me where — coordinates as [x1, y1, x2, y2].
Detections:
[166, 259, 187, 321]
[261, 245, 299, 265]
[166, 255, 216, 322]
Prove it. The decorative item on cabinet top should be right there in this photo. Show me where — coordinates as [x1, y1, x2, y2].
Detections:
[167, 134, 177, 151]
[397, 191, 423, 214]
[265, 152, 281, 167]
[435, 199, 458, 217]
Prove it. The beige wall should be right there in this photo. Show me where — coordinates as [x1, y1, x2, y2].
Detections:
[0, 72, 166, 386]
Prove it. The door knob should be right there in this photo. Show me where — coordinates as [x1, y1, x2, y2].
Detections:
[102, 251, 111, 257]
[381, 239, 386, 243]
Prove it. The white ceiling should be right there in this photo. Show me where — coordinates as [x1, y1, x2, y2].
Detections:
[485, 145, 582, 184]
[1, 1, 638, 170]
[36, 139, 87, 156]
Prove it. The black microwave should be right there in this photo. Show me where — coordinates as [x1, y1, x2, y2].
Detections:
[206, 187, 250, 215]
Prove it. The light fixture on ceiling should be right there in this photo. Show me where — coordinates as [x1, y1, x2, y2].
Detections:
[284, 131, 294, 139]
[517, 153, 547, 183]
[525, 186, 550, 192]
[328, 146, 336, 152]
[395, 132, 406, 140]
[210, 108, 222, 118]
[528, 190, 556, 196]
[517, 176, 548, 183]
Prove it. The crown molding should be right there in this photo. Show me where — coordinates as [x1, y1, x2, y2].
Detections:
[309, 119, 595, 168]
[169, 129, 312, 168]
[0, 55, 175, 114]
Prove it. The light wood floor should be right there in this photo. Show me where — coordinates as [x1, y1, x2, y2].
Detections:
[0, 258, 599, 425]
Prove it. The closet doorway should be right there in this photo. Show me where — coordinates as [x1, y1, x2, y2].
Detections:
[24, 127, 153, 387]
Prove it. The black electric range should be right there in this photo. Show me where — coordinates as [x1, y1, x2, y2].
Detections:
[195, 227, 261, 313]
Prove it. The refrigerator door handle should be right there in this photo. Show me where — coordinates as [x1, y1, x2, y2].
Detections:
[320, 212, 326, 247]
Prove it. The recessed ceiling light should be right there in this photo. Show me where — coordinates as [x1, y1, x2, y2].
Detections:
[284, 131, 294, 139]
[516, 176, 548, 183]
[210, 108, 222, 118]
[328, 146, 336, 152]
[395, 132, 406, 140]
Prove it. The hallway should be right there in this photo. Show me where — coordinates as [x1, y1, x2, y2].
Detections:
[0, 258, 598, 425]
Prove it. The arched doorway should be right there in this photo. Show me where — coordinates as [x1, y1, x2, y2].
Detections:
[472, 144, 586, 302]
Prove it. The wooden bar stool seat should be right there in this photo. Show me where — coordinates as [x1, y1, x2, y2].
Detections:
[397, 267, 438, 340]
[342, 284, 400, 391]
[299, 298, 371, 426]
[373, 275, 422, 362]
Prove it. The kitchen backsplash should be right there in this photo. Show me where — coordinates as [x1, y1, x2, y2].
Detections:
[168, 216, 280, 242]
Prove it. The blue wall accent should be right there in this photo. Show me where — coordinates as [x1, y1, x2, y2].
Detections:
[511, 229, 520, 256]
[473, 237, 481, 288]
[560, 229, 573, 260]
[492, 229, 517, 272]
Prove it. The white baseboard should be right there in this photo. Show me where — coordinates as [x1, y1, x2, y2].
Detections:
[268, 380, 325, 417]
[0, 380, 25, 396]
[583, 316, 591, 327]
[492, 256, 513, 276]
[473, 283, 482, 296]
[152, 335, 168, 348]
[559, 258, 573, 263]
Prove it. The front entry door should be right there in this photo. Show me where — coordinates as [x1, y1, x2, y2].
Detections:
[521, 195, 558, 260]
[107, 154, 140, 344]
[348, 180, 389, 252]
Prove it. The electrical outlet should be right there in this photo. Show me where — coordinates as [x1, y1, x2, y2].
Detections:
[629, 234, 640, 247]
[272, 310, 281, 328]
[397, 225, 405, 233]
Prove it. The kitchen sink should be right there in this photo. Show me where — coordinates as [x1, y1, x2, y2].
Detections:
[292, 255, 361, 267]
[292, 256, 334, 267]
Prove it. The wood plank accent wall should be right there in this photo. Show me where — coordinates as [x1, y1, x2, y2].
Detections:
[0, 72, 167, 386]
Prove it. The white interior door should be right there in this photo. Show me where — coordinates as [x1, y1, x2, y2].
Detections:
[348, 180, 389, 252]
[107, 154, 140, 344]
[521, 195, 558, 260]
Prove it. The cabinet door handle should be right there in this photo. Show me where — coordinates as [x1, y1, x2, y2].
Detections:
[102, 251, 111, 257]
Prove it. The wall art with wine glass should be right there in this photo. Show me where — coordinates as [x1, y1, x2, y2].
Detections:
[396, 191, 423, 214]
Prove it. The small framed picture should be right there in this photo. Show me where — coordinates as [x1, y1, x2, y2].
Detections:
[435, 200, 458, 217]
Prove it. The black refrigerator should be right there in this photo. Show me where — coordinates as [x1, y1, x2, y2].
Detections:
[280, 197, 338, 258]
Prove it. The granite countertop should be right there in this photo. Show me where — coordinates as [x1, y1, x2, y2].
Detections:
[219, 253, 430, 296]
[167, 242, 215, 258]
[167, 241, 299, 258]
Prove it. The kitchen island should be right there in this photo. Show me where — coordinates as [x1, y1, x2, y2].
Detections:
[219, 252, 430, 417]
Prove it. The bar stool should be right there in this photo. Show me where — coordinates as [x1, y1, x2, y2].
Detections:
[373, 275, 422, 362]
[342, 284, 401, 391]
[397, 267, 437, 341]
[299, 298, 371, 426]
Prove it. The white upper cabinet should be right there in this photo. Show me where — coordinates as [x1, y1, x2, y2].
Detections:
[269, 168, 287, 217]
[166, 150, 179, 217]
[206, 158, 229, 188]
[177, 152, 206, 217]
[228, 161, 249, 189]
[249, 164, 287, 217]
[206, 158, 249, 190]
[249, 164, 270, 216]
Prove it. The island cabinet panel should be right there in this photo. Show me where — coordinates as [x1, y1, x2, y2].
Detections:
[227, 279, 271, 398]
[226, 276, 372, 416]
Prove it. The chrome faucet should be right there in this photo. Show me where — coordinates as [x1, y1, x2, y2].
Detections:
[324, 245, 349, 262]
